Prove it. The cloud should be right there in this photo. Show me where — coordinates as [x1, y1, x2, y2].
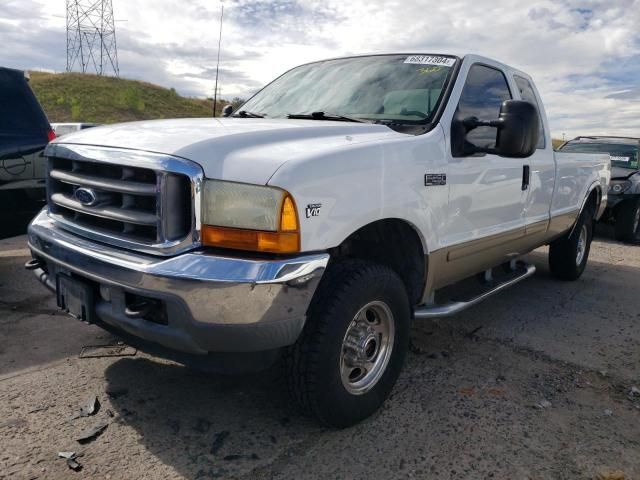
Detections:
[2, 0, 640, 137]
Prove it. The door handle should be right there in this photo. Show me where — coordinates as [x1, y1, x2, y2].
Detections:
[522, 165, 530, 191]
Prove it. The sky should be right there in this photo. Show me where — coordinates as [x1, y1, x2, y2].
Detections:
[1, 0, 640, 138]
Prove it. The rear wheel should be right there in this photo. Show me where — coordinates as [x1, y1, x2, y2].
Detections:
[549, 208, 593, 281]
[614, 198, 640, 243]
[285, 260, 410, 428]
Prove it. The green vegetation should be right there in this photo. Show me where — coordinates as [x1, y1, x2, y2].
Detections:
[29, 71, 234, 124]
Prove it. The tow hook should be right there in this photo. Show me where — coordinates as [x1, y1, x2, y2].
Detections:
[24, 258, 43, 271]
[124, 301, 153, 319]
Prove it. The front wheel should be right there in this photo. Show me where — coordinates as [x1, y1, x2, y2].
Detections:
[285, 260, 410, 428]
[549, 208, 594, 281]
[614, 198, 640, 243]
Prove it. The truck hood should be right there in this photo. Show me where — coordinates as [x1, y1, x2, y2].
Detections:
[52, 118, 402, 184]
[611, 166, 639, 180]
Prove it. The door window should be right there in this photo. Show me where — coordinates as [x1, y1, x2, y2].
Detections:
[514, 75, 545, 149]
[455, 64, 512, 150]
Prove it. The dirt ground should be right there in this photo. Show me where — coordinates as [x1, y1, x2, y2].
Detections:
[0, 227, 639, 480]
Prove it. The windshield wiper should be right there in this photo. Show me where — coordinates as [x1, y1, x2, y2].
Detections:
[233, 110, 265, 118]
[287, 111, 370, 123]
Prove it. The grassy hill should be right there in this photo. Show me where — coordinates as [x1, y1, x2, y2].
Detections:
[29, 71, 225, 124]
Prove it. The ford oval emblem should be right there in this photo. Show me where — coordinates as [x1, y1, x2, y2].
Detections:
[74, 187, 97, 206]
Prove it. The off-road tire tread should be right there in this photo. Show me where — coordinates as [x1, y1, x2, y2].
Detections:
[549, 208, 593, 281]
[283, 259, 408, 427]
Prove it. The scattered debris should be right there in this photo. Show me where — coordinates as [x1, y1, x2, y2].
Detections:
[58, 452, 82, 471]
[210, 430, 230, 454]
[79, 343, 137, 359]
[80, 395, 100, 417]
[487, 388, 506, 397]
[628, 386, 640, 400]
[68, 395, 100, 421]
[534, 399, 552, 410]
[604, 409, 613, 417]
[28, 404, 53, 414]
[76, 422, 108, 444]
[458, 387, 476, 397]
[106, 410, 115, 418]
[105, 387, 129, 399]
[596, 470, 625, 480]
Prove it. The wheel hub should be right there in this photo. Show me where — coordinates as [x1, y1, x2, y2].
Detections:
[340, 301, 395, 395]
[576, 224, 587, 266]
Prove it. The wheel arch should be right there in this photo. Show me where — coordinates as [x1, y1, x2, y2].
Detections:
[329, 218, 427, 306]
[568, 182, 602, 238]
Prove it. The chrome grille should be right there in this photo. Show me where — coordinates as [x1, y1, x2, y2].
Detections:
[45, 144, 202, 255]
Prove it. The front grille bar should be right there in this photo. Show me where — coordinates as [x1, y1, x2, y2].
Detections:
[50, 169, 157, 196]
[50, 193, 159, 225]
[44, 143, 204, 256]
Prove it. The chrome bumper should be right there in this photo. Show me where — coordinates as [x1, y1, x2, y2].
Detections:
[27, 210, 329, 354]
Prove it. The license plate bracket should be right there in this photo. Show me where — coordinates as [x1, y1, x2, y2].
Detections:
[56, 274, 95, 323]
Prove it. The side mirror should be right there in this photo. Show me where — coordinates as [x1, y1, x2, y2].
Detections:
[494, 100, 540, 157]
[455, 100, 540, 158]
[222, 105, 233, 117]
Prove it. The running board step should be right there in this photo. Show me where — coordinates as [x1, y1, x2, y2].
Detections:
[414, 262, 536, 319]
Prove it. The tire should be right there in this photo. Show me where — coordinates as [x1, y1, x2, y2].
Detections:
[614, 198, 640, 243]
[549, 208, 594, 281]
[285, 259, 410, 428]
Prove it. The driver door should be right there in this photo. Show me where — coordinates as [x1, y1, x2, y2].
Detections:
[440, 63, 528, 280]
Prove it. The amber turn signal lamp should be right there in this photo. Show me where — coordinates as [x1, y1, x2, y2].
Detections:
[202, 192, 300, 253]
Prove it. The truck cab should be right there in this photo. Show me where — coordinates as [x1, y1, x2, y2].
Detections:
[27, 53, 609, 427]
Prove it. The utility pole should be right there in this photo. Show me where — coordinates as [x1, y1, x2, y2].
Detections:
[212, 1, 224, 117]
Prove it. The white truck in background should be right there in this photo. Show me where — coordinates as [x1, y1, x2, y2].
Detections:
[27, 53, 610, 427]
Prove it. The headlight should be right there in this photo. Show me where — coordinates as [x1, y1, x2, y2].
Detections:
[608, 180, 631, 194]
[201, 179, 300, 253]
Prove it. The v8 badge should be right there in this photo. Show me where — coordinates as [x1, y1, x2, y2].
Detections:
[305, 203, 322, 218]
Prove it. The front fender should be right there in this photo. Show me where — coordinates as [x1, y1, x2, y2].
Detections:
[268, 127, 449, 254]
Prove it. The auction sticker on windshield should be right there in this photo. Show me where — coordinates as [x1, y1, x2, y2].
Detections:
[610, 155, 630, 163]
[404, 55, 456, 67]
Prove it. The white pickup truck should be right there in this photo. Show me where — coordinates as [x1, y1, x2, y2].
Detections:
[27, 53, 610, 427]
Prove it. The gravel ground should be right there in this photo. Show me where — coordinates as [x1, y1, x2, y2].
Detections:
[0, 227, 638, 480]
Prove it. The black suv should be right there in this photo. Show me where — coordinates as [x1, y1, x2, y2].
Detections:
[0, 67, 54, 236]
[559, 136, 640, 242]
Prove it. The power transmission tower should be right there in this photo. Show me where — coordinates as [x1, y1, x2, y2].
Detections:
[66, 0, 120, 76]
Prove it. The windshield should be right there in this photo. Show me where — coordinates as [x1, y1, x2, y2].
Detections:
[239, 54, 457, 125]
[560, 142, 639, 170]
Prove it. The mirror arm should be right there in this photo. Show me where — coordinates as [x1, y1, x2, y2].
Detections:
[463, 117, 504, 130]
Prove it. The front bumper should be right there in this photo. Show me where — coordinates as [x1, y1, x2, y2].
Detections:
[28, 210, 329, 354]
[607, 193, 639, 210]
